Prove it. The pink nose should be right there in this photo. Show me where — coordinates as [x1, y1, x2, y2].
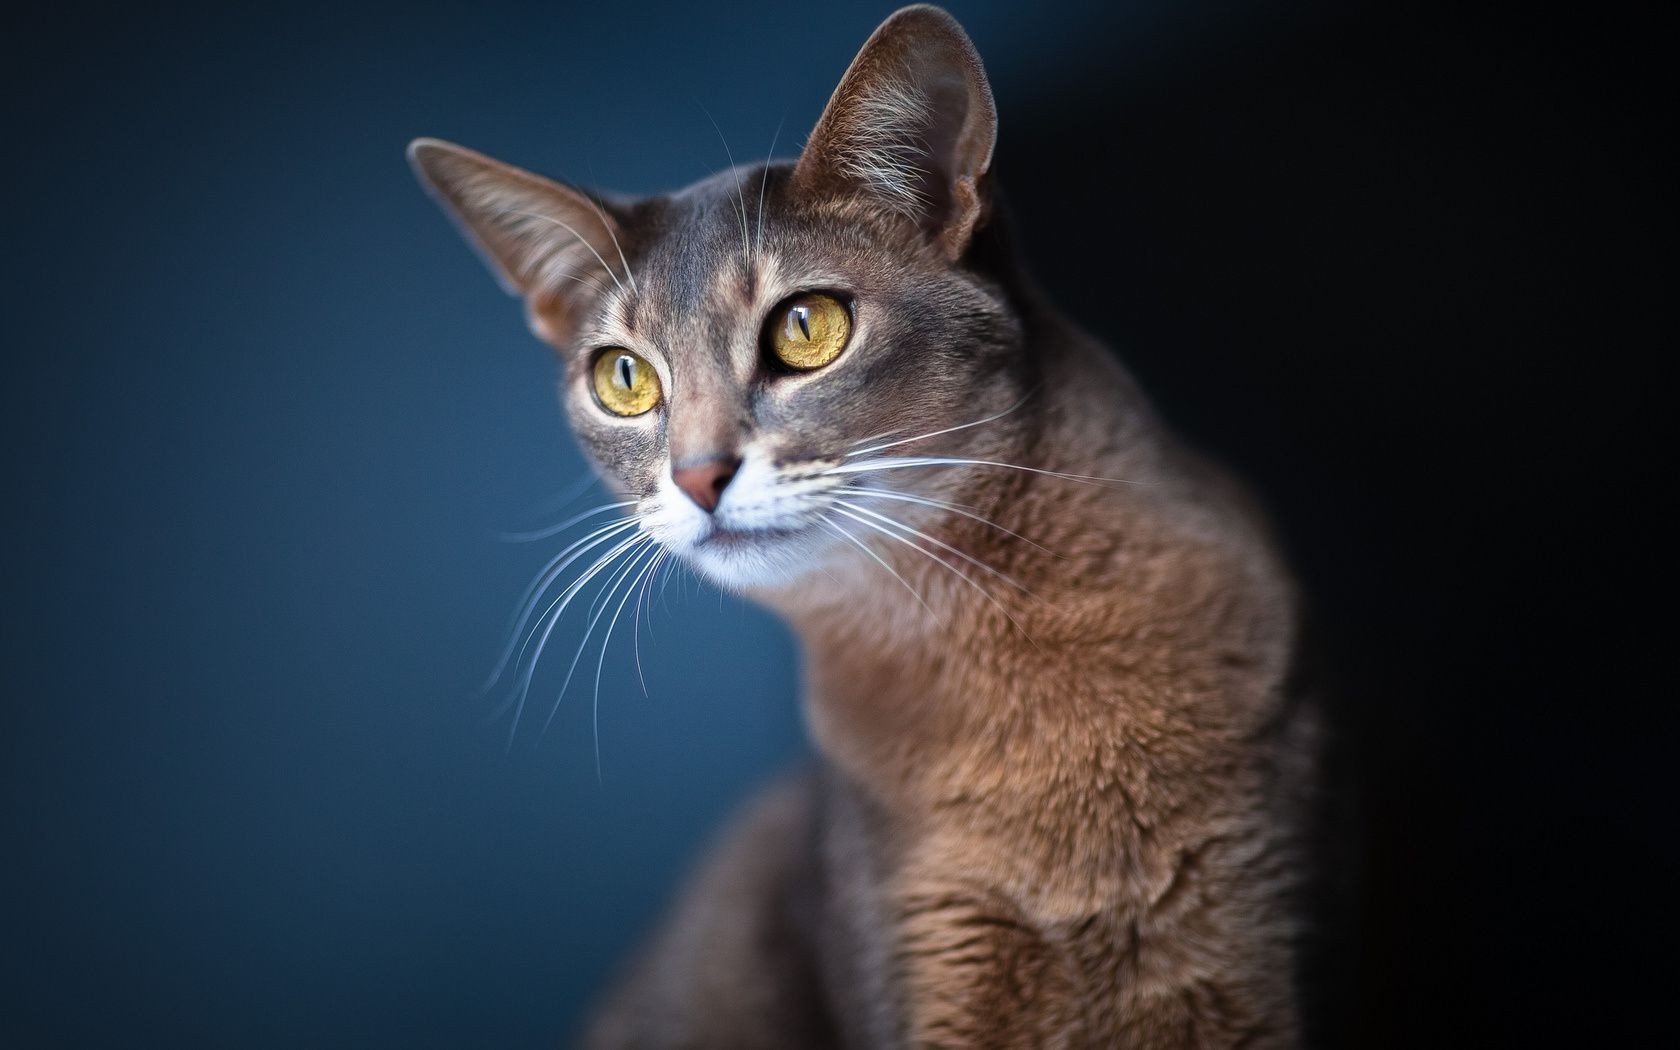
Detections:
[672, 457, 740, 513]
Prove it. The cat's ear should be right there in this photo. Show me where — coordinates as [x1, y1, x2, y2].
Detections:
[792, 5, 997, 260]
[407, 138, 629, 337]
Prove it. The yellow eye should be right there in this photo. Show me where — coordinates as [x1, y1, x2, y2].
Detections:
[591, 348, 661, 416]
[768, 293, 851, 370]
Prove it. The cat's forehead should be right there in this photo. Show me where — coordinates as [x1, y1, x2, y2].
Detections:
[635, 177, 766, 315]
[600, 164, 881, 345]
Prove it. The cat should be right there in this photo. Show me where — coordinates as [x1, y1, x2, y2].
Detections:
[410, 5, 1317, 1047]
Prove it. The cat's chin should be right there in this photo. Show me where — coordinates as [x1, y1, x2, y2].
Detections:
[682, 526, 830, 592]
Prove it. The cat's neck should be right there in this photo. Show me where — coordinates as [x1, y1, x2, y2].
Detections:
[756, 317, 1292, 906]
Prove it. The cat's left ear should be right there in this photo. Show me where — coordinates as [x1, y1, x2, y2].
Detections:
[792, 5, 997, 261]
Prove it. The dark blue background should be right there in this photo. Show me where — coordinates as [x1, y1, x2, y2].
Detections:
[4, 2, 1664, 1046]
[0, 3, 1288, 1046]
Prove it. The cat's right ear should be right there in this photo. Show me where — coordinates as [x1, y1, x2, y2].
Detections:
[407, 138, 629, 339]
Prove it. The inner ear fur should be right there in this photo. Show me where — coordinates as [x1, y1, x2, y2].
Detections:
[792, 5, 998, 260]
[407, 138, 630, 340]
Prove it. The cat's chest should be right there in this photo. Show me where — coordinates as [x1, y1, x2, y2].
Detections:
[880, 877, 1143, 1047]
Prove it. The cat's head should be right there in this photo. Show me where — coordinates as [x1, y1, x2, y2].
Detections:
[411, 6, 1033, 591]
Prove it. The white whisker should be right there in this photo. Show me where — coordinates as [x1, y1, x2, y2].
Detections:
[632, 548, 669, 697]
[755, 112, 786, 258]
[656, 550, 679, 615]
[839, 484, 1059, 558]
[498, 499, 637, 543]
[506, 208, 631, 300]
[590, 543, 666, 779]
[830, 504, 1042, 651]
[819, 515, 940, 622]
[845, 389, 1038, 458]
[828, 455, 1139, 488]
[581, 192, 638, 295]
[525, 471, 607, 519]
[702, 107, 752, 269]
[846, 427, 906, 450]
[833, 499, 1033, 594]
[536, 537, 657, 742]
[546, 268, 612, 298]
[498, 529, 648, 744]
[480, 515, 644, 697]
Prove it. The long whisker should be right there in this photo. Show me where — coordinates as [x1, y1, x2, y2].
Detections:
[590, 543, 666, 780]
[497, 529, 647, 743]
[818, 515, 940, 622]
[498, 499, 637, 543]
[514, 517, 638, 638]
[833, 499, 1034, 594]
[702, 106, 752, 269]
[632, 548, 669, 696]
[544, 268, 613, 298]
[524, 471, 608, 520]
[845, 427, 906, 450]
[839, 484, 1060, 558]
[480, 515, 645, 697]
[656, 548, 679, 615]
[581, 192, 638, 296]
[537, 537, 657, 740]
[828, 455, 1140, 488]
[495, 516, 639, 661]
[829, 504, 1043, 651]
[845, 388, 1040, 458]
[493, 528, 645, 733]
[755, 111, 786, 258]
[585, 534, 644, 623]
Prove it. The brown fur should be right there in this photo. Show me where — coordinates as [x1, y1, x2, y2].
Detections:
[411, 6, 1317, 1047]
[779, 325, 1312, 1048]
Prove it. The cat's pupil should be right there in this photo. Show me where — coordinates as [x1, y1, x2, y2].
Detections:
[616, 355, 635, 389]
[790, 306, 811, 341]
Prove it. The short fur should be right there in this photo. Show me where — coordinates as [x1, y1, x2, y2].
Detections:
[411, 6, 1316, 1047]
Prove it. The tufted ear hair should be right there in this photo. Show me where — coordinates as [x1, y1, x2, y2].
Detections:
[407, 138, 632, 340]
[792, 5, 998, 261]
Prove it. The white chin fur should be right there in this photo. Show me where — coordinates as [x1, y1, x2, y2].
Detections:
[686, 532, 828, 590]
[640, 447, 836, 591]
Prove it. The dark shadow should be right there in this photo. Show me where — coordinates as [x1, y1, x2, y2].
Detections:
[997, 3, 1665, 1045]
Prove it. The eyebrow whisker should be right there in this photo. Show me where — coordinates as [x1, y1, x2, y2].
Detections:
[755, 110, 786, 259]
[505, 209, 632, 300]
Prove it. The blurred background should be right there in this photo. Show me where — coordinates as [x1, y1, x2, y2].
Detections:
[2, 1, 1664, 1046]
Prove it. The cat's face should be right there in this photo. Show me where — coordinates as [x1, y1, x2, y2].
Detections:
[412, 6, 1019, 590]
[553, 167, 1022, 588]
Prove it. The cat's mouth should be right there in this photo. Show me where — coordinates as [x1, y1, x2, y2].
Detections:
[696, 521, 816, 549]
[676, 512, 836, 590]
[641, 457, 845, 588]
